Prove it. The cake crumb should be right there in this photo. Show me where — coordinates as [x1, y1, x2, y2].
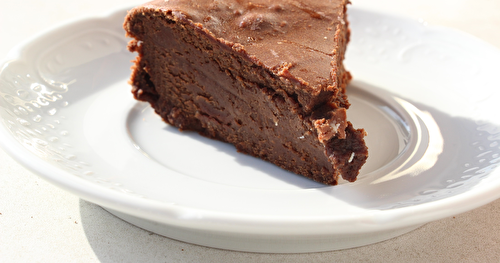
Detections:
[348, 152, 355, 163]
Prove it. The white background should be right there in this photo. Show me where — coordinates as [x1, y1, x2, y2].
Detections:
[1, 0, 500, 262]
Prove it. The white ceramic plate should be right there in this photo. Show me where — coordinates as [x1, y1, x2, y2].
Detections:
[2, 6, 500, 253]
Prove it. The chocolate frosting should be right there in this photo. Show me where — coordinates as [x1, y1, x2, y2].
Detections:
[139, 0, 348, 91]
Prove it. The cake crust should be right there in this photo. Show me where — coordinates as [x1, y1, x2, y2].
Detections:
[124, 0, 368, 185]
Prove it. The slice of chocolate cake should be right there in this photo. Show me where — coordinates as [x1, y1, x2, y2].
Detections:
[123, 0, 368, 185]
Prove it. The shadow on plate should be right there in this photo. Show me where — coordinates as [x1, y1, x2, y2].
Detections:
[315, 81, 500, 209]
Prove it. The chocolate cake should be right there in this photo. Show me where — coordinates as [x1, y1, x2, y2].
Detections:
[123, 0, 368, 185]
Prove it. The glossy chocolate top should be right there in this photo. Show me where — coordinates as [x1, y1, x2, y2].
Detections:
[135, 0, 349, 90]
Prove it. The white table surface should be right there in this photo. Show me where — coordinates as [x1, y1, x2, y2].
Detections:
[1, 0, 500, 262]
